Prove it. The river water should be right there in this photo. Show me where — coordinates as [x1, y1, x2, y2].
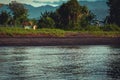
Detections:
[0, 46, 120, 80]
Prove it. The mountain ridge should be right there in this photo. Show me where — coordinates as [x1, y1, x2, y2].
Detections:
[0, 1, 108, 20]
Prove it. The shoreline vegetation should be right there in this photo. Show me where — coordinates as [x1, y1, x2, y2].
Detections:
[0, 27, 120, 38]
[0, 27, 120, 46]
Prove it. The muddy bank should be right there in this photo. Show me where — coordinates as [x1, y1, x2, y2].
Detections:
[0, 37, 120, 46]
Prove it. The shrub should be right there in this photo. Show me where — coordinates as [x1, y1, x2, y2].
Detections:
[38, 16, 55, 28]
[102, 24, 120, 31]
[85, 25, 102, 31]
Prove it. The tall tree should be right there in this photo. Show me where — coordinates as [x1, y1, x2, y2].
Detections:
[57, 0, 94, 30]
[38, 0, 94, 30]
[106, 0, 120, 26]
[9, 1, 28, 25]
[0, 11, 11, 26]
[0, 3, 3, 8]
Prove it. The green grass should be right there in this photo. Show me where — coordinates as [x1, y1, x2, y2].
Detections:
[0, 27, 120, 37]
[66, 31, 120, 37]
[37, 28, 65, 37]
[82, 31, 120, 37]
[0, 27, 65, 37]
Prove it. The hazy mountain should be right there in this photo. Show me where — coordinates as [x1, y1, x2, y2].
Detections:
[24, 4, 56, 19]
[80, 1, 109, 20]
[0, 4, 56, 19]
[0, 1, 108, 21]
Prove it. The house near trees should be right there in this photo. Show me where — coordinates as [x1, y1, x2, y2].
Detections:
[22, 21, 37, 30]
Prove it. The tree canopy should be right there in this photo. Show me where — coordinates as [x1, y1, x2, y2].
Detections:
[0, 11, 11, 25]
[38, 0, 94, 30]
[106, 0, 120, 26]
[0, 4, 3, 8]
[38, 12, 55, 28]
[9, 1, 28, 25]
[57, 0, 94, 29]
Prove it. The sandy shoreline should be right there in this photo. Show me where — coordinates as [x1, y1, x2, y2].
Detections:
[0, 37, 120, 46]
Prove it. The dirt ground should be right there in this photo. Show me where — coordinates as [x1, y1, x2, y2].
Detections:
[0, 36, 120, 46]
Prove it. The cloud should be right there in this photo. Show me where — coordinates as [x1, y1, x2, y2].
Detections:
[32, 0, 66, 6]
[32, 0, 105, 7]
[0, 0, 105, 7]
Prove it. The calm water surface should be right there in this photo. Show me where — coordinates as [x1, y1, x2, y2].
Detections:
[0, 46, 120, 80]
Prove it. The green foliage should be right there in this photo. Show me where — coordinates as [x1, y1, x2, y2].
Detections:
[38, 0, 94, 30]
[56, 0, 94, 30]
[0, 27, 65, 37]
[46, 12, 61, 29]
[9, 1, 28, 25]
[38, 12, 55, 28]
[88, 31, 120, 37]
[0, 3, 3, 8]
[38, 28, 65, 37]
[102, 24, 120, 31]
[85, 25, 102, 31]
[57, 0, 80, 29]
[0, 26, 119, 37]
[29, 18, 37, 25]
[57, 0, 80, 24]
[0, 11, 11, 25]
[106, 0, 120, 26]
[80, 11, 95, 27]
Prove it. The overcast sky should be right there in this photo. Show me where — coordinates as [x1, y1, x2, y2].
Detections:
[0, 0, 106, 7]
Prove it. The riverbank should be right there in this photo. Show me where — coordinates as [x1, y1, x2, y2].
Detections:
[0, 36, 120, 46]
[0, 27, 120, 46]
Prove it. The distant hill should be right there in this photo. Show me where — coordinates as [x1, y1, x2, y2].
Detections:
[0, 1, 108, 21]
[24, 5, 56, 19]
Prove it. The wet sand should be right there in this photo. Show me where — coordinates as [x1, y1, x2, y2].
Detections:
[0, 37, 120, 46]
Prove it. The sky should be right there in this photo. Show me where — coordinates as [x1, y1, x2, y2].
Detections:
[0, 0, 106, 7]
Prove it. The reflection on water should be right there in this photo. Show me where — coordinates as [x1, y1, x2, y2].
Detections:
[0, 46, 120, 80]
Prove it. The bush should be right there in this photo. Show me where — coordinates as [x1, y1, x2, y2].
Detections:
[38, 17, 55, 28]
[85, 25, 102, 31]
[102, 24, 120, 31]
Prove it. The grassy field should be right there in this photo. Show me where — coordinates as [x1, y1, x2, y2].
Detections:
[0, 27, 120, 37]
[0, 27, 65, 37]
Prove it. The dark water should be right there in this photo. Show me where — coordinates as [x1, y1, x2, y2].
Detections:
[0, 46, 120, 80]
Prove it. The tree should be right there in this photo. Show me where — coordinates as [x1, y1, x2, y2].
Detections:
[0, 3, 3, 8]
[9, 1, 28, 25]
[80, 10, 95, 27]
[106, 0, 120, 26]
[38, 0, 94, 30]
[0, 11, 11, 26]
[57, 0, 80, 29]
[48, 12, 60, 28]
[57, 0, 94, 30]
[38, 12, 55, 28]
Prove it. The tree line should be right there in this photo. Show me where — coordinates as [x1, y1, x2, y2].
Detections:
[38, 0, 95, 30]
[0, 1, 28, 26]
[0, 0, 120, 31]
